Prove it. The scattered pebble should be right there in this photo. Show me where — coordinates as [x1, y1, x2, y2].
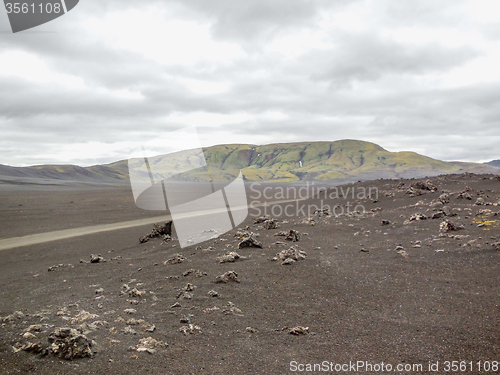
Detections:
[214, 271, 240, 283]
[289, 326, 309, 335]
[179, 324, 202, 335]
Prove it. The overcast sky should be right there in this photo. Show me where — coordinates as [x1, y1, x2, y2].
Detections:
[1, 0, 499, 167]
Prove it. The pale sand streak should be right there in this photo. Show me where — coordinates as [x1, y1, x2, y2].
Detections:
[0, 198, 305, 251]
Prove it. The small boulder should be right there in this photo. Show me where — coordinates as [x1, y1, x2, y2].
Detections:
[409, 213, 427, 221]
[214, 271, 240, 283]
[438, 193, 450, 204]
[289, 326, 309, 335]
[275, 229, 300, 242]
[439, 219, 464, 233]
[216, 252, 241, 263]
[263, 219, 279, 229]
[132, 337, 166, 354]
[254, 215, 270, 224]
[457, 192, 472, 200]
[164, 253, 186, 265]
[207, 290, 219, 297]
[475, 197, 485, 206]
[274, 247, 307, 263]
[179, 324, 202, 335]
[90, 254, 103, 263]
[46, 327, 94, 360]
[431, 211, 445, 219]
[238, 235, 262, 249]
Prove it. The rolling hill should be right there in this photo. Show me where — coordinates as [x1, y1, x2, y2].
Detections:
[486, 160, 500, 168]
[1, 140, 498, 186]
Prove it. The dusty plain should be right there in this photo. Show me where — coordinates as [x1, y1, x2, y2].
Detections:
[0, 174, 499, 374]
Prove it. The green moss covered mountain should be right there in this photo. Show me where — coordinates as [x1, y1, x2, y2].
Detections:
[1, 140, 498, 186]
[181, 140, 497, 182]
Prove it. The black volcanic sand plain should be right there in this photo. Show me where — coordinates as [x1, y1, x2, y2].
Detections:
[0, 173, 499, 374]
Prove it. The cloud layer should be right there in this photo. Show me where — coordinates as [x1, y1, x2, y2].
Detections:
[0, 0, 499, 166]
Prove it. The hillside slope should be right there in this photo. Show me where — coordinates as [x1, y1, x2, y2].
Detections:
[486, 160, 500, 168]
[121, 140, 498, 183]
[0, 163, 129, 186]
[1, 140, 499, 185]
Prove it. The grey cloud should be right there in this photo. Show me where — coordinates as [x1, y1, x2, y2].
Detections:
[0, 0, 499, 166]
[304, 34, 481, 86]
[375, 0, 471, 28]
[179, 0, 332, 43]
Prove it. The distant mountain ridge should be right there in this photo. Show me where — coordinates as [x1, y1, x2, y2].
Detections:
[1, 140, 499, 186]
[486, 160, 500, 168]
[0, 163, 129, 186]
